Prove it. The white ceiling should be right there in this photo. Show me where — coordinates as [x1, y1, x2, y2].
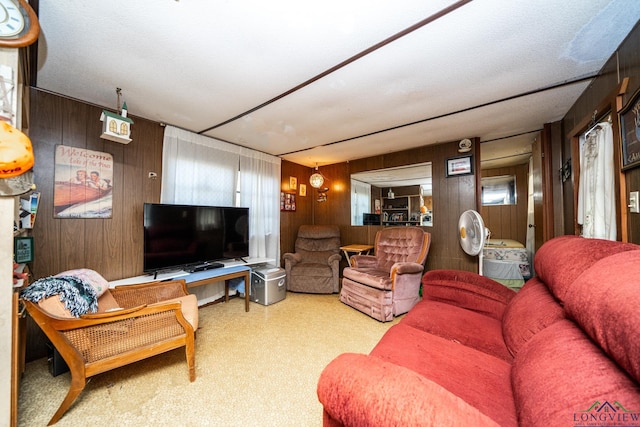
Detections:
[35, 0, 640, 169]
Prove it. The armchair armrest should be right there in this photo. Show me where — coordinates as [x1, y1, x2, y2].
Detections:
[317, 353, 499, 427]
[350, 254, 377, 268]
[421, 270, 516, 320]
[80, 304, 145, 320]
[283, 252, 302, 266]
[328, 253, 342, 265]
[391, 261, 424, 275]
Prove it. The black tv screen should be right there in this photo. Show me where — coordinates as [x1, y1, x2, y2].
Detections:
[143, 203, 249, 273]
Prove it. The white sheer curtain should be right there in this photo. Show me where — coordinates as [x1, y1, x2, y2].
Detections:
[161, 126, 281, 264]
[577, 120, 616, 240]
[351, 179, 371, 225]
[239, 148, 281, 262]
[161, 126, 238, 206]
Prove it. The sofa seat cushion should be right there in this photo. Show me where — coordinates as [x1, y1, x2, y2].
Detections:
[370, 323, 517, 427]
[402, 300, 512, 361]
[343, 267, 391, 290]
[512, 319, 640, 427]
[564, 250, 640, 382]
[502, 277, 566, 357]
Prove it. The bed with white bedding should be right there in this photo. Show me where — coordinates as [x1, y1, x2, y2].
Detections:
[482, 239, 531, 291]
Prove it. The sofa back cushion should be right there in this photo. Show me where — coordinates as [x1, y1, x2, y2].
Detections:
[502, 277, 565, 357]
[534, 236, 639, 302]
[563, 250, 640, 383]
[512, 319, 640, 426]
[422, 270, 515, 321]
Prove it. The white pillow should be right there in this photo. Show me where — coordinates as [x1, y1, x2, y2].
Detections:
[54, 268, 109, 297]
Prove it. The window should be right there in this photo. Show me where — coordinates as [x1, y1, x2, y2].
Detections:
[351, 179, 371, 226]
[482, 175, 516, 205]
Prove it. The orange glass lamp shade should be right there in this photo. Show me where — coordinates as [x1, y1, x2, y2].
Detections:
[0, 121, 34, 178]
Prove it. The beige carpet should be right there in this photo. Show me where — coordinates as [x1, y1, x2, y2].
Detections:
[18, 292, 400, 426]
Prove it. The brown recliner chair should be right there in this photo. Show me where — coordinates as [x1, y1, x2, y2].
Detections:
[283, 225, 341, 293]
[340, 227, 431, 322]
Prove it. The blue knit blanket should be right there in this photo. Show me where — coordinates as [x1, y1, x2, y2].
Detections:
[20, 276, 98, 317]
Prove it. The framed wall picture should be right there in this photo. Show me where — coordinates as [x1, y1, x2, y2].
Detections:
[54, 145, 114, 218]
[299, 183, 306, 196]
[446, 155, 473, 177]
[619, 88, 640, 170]
[14, 236, 34, 263]
[289, 176, 298, 191]
[280, 192, 296, 211]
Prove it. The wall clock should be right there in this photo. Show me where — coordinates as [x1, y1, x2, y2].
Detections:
[0, 0, 39, 48]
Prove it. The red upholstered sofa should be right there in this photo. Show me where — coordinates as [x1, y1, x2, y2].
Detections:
[317, 236, 640, 426]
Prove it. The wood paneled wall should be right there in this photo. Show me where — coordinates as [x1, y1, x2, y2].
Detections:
[29, 89, 165, 281]
[279, 160, 313, 263]
[278, 142, 480, 273]
[481, 164, 529, 244]
[560, 22, 640, 244]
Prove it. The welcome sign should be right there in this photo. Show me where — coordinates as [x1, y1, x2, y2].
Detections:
[54, 146, 114, 218]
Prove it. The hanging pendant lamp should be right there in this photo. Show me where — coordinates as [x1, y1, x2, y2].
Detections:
[310, 164, 325, 189]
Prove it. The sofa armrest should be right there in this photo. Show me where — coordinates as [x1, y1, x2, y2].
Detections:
[421, 269, 516, 320]
[317, 353, 499, 427]
[350, 255, 377, 268]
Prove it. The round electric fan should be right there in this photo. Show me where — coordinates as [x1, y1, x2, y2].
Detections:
[458, 210, 489, 275]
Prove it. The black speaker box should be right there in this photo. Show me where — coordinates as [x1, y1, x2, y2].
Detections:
[46, 341, 69, 377]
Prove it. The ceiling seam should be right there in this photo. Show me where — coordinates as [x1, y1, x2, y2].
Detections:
[197, 0, 473, 134]
[480, 129, 542, 144]
[276, 73, 597, 157]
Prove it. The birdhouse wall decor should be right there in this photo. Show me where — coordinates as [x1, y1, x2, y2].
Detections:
[100, 88, 133, 144]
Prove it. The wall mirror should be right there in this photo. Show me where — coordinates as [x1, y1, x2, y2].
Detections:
[481, 175, 517, 205]
[350, 162, 432, 226]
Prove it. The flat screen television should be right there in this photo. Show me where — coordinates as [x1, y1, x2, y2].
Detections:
[143, 203, 249, 273]
[363, 213, 381, 225]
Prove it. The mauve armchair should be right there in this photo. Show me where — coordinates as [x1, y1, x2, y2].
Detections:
[340, 227, 431, 321]
[283, 225, 342, 294]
